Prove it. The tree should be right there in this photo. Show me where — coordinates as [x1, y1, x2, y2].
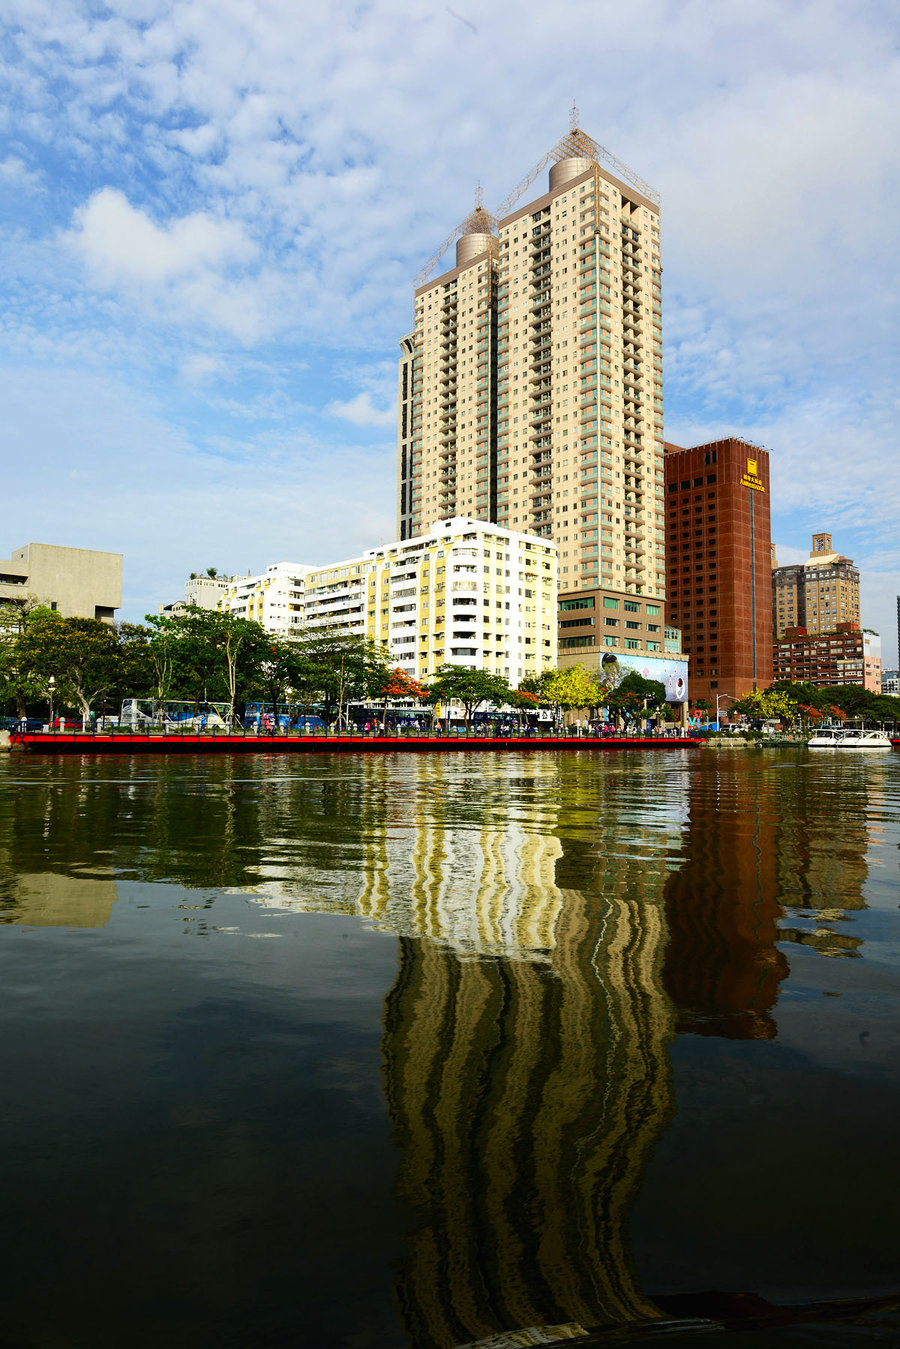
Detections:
[17, 615, 123, 723]
[141, 609, 272, 721]
[368, 666, 428, 725]
[138, 615, 184, 705]
[605, 670, 667, 728]
[116, 624, 157, 703]
[0, 602, 57, 718]
[507, 687, 541, 713]
[540, 664, 605, 721]
[425, 665, 510, 731]
[731, 688, 798, 724]
[280, 628, 391, 726]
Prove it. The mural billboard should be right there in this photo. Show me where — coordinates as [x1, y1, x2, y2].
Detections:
[600, 652, 689, 703]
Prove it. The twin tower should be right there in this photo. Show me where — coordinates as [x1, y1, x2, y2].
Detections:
[396, 128, 666, 649]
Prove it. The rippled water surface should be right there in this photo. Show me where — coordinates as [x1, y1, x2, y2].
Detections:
[1, 748, 899, 1348]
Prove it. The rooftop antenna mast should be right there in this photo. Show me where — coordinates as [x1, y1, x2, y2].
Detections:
[414, 183, 498, 288]
[494, 112, 659, 221]
[413, 113, 658, 287]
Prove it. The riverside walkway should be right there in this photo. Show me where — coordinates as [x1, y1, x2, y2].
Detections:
[9, 728, 701, 755]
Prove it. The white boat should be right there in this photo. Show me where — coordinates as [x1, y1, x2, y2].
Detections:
[835, 728, 893, 751]
[807, 727, 845, 747]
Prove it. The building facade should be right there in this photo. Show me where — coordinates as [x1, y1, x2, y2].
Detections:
[882, 669, 900, 696]
[664, 438, 772, 704]
[773, 623, 881, 692]
[159, 573, 234, 616]
[0, 542, 122, 621]
[772, 533, 860, 639]
[399, 125, 665, 657]
[302, 517, 557, 686]
[220, 564, 312, 635]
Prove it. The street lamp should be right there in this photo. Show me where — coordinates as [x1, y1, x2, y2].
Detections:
[48, 675, 55, 731]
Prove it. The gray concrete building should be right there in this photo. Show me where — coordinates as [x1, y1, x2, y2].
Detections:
[0, 542, 122, 621]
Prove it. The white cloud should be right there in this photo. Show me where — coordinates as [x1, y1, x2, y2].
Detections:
[326, 391, 395, 428]
[180, 353, 221, 384]
[69, 188, 256, 285]
[0, 364, 397, 620]
[0, 156, 43, 190]
[64, 188, 265, 338]
[0, 0, 898, 652]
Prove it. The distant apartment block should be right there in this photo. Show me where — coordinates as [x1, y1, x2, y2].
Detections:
[302, 517, 557, 686]
[882, 669, 900, 696]
[219, 564, 313, 635]
[159, 572, 235, 616]
[0, 542, 122, 621]
[773, 623, 881, 692]
[664, 438, 772, 704]
[772, 533, 860, 639]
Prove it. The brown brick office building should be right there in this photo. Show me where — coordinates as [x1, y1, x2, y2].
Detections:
[664, 438, 772, 706]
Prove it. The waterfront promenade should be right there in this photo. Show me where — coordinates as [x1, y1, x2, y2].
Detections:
[10, 727, 700, 755]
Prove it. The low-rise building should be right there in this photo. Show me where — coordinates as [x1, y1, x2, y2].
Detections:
[159, 572, 234, 617]
[555, 591, 689, 704]
[880, 669, 899, 696]
[302, 517, 557, 685]
[557, 588, 668, 661]
[773, 623, 881, 692]
[0, 542, 122, 621]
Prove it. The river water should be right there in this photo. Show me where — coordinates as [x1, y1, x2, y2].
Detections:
[1, 748, 899, 1348]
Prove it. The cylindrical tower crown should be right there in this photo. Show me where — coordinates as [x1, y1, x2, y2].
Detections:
[456, 232, 496, 267]
[549, 156, 594, 190]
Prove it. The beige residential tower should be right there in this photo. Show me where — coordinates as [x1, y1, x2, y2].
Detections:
[398, 121, 665, 654]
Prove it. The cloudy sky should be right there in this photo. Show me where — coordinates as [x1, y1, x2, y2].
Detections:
[1, 0, 898, 661]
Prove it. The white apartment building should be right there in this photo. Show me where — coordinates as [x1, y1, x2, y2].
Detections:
[302, 517, 557, 685]
[220, 563, 313, 635]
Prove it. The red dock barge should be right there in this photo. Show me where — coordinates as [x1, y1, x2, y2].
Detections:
[10, 730, 701, 756]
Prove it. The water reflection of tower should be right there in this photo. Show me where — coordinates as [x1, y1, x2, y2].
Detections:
[356, 757, 565, 960]
[661, 761, 789, 1039]
[774, 756, 875, 960]
[379, 760, 677, 1347]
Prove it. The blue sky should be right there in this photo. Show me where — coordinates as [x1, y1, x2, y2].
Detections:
[1, 0, 898, 663]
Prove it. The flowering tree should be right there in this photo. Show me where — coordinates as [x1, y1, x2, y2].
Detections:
[370, 667, 429, 726]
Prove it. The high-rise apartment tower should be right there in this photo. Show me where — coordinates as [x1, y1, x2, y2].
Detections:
[398, 123, 665, 637]
[772, 533, 860, 639]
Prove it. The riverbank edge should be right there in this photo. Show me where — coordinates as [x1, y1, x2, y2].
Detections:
[8, 731, 701, 755]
